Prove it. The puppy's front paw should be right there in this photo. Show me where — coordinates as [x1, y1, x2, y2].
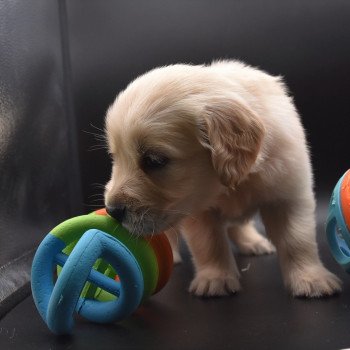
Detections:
[189, 268, 241, 297]
[239, 236, 276, 256]
[287, 265, 342, 298]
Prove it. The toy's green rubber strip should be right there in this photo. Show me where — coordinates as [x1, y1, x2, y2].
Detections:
[51, 212, 158, 299]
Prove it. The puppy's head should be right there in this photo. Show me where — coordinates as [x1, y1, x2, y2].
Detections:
[104, 65, 264, 235]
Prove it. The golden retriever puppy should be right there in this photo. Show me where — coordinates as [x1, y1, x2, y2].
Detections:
[104, 60, 341, 298]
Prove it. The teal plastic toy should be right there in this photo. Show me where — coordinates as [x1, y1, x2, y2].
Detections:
[326, 169, 350, 272]
[31, 208, 173, 334]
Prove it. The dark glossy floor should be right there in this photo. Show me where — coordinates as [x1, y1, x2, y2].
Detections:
[1, 197, 350, 350]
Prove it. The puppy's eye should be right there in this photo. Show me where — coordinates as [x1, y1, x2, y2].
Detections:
[141, 152, 169, 171]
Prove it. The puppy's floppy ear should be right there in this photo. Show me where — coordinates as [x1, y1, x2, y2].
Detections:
[198, 93, 265, 188]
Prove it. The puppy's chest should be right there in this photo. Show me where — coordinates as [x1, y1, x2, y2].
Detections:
[215, 183, 264, 222]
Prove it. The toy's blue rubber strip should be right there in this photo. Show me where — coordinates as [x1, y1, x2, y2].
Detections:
[31, 234, 66, 322]
[326, 172, 350, 272]
[46, 229, 144, 334]
[55, 253, 121, 296]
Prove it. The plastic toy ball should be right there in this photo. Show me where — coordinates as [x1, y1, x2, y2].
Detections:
[326, 169, 350, 272]
[31, 208, 173, 335]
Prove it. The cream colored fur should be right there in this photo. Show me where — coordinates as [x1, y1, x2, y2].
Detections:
[104, 60, 341, 298]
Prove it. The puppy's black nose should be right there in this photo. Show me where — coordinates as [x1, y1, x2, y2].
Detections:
[106, 204, 126, 223]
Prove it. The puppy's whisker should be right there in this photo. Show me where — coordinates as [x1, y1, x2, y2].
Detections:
[89, 193, 104, 197]
[162, 208, 196, 221]
[91, 183, 106, 190]
[168, 225, 181, 245]
[90, 123, 106, 134]
[83, 130, 108, 143]
[131, 218, 137, 237]
[83, 203, 105, 208]
[151, 217, 156, 236]
[139, 209, 147, 223]
[87, 196, 105, 203]
[83, 127, 109, 155]
[162, 208, 190, 215]
[112, 222, 121, 238]
[88, 145, 109, 152]
[84, 125, 107, 136]
[89, 199, 105, 204]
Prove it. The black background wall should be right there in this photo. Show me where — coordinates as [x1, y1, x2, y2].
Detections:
[0, 0, 82, 316]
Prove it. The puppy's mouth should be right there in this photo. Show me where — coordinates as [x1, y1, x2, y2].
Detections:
[122, 209, 183, 236]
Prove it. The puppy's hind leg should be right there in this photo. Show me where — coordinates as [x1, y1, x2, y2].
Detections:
[260, 195, 342, 298]
[227, 220, 276, 256]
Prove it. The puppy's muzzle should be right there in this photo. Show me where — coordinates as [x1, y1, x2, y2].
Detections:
[106, 204, 127, 223]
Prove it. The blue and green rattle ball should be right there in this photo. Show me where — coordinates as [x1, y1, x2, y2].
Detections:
[31, 208, 173, 335]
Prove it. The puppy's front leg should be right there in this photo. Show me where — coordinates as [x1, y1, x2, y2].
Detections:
[181, 209, 241, 297]
[164, 227, 183, 264]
